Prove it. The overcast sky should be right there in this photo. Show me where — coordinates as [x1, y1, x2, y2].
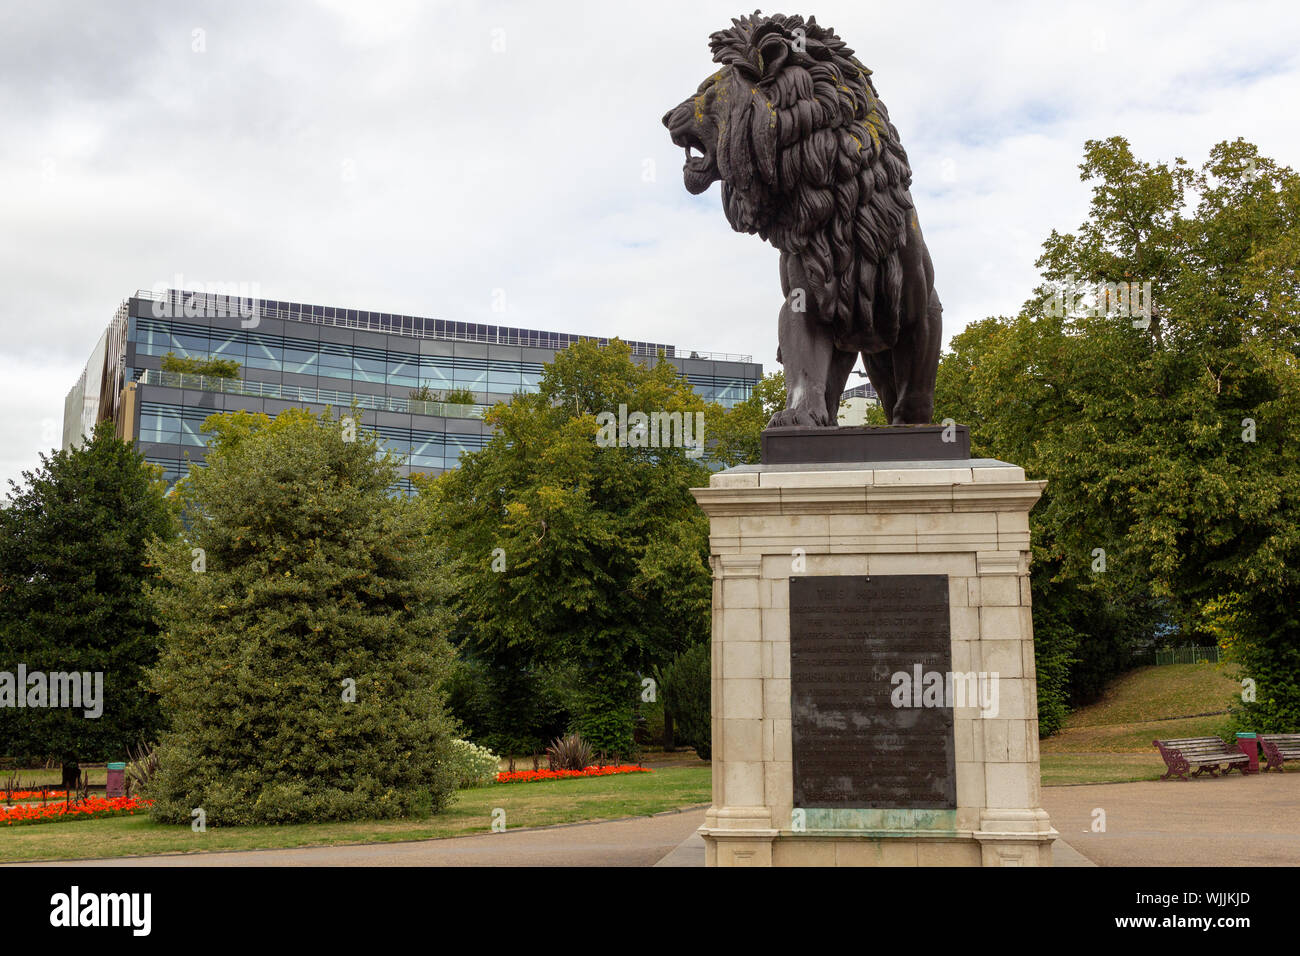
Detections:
[2, 0, 1298, 491]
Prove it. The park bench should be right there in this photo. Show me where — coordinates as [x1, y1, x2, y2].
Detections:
[1153, 736, 1251, 781]
[1259, 734, 1300, 773]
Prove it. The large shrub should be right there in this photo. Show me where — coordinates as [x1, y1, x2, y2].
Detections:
[143, 407, 458, 825]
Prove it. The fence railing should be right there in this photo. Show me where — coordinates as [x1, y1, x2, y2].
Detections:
[1154, 646, 1221, 666]
[136, 369, 490, 420]
[132, 289, 754, 364]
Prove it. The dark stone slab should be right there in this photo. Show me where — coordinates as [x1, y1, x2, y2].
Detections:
[789, 574, 956, 810]
[761, 424, 970, 465]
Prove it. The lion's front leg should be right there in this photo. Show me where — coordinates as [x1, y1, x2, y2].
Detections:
[769, 282, 838, 428]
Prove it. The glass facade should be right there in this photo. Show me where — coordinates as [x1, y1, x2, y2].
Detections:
[67, 289, 764, 494]
[138, 401, 210, 448]
[133, 317, 550, 398]
[140, 401, 489, 471]
[685, 372, 754, 406]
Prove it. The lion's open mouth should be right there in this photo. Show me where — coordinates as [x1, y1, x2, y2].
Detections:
[677, 137, 717, 194]
[664, 104, 720, 195]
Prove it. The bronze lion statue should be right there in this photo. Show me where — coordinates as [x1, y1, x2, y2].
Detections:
[663, 11, 942, 426]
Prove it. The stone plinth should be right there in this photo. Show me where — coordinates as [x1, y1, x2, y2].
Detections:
[691, 458, 1058, 867]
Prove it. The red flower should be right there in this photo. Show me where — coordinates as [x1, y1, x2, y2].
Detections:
[0, 794, 153, 826]
[494, 765, 651, 784]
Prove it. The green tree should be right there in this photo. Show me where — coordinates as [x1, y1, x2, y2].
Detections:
[143, 406, 458, 824]
[935, 137, 1300, 732]
[419, 341, 713, 758]
[0, 422, 175, 774]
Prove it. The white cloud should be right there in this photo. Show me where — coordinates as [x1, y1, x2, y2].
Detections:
[2, 0, 1299, 489]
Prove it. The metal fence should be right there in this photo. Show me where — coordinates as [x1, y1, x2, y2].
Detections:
[1154, 646, 1221, 666]
[133, 288, 754, 363]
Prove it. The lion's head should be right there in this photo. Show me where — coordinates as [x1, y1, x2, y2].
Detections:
[662, 12, 917, 348]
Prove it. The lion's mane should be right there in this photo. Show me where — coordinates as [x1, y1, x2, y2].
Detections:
[705, 12, 915, 349]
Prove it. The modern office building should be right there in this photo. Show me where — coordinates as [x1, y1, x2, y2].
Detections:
[63, 289, 762, 492]
[837, 381, 880, 426]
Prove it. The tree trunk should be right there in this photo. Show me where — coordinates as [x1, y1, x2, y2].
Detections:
[663, 712, 675, 752]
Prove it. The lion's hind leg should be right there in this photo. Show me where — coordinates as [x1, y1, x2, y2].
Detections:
[861, 350, 897, 424]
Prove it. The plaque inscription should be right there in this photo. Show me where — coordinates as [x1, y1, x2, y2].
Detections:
[789, 574, 956, 810]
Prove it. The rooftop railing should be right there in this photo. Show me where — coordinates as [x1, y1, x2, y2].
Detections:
[132, 289, 753, 364]
[136, 368, 490, 420]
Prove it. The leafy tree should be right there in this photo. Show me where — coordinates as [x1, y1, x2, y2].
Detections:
[159, 352, 241, 379]
[143, 406, 458, 824]
[419, 341, 713, 758]
[0, 422, 175, 773]
[936, 137, 1300, 732]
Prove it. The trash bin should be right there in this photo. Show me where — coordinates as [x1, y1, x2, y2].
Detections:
[1235, 733, 1258, 774]
[106, 761, 126, 798]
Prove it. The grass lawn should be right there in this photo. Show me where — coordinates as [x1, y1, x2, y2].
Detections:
[1041, 714, 1236, 755]
[4, 767, 108, 787]
[1037, 662, 1253, 784]
[1040, 753, 1165, 785]
[1062, 663, 1239, 728]
[0, 765, 711, 864]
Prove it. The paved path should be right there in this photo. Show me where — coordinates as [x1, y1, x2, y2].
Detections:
[24, 807, 1089, 867]
[1040, 772, 1300, 867]
[22, 775, 1297, 867]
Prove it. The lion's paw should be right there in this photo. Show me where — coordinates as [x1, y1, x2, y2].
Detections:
[767, 406, 831, 428]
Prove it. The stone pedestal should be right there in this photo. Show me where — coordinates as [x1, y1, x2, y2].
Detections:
[691, 457, 1058, 866]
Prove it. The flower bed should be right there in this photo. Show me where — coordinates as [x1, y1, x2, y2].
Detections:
[1, 795, 150, 826]
[496, 765, 651, 784]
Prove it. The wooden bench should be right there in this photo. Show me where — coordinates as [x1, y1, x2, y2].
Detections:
[1259, 734, 1300, 773]
[1153, 736, 1251, 781]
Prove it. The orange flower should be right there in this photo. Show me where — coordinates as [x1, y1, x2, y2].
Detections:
[495, 765, 651, 784]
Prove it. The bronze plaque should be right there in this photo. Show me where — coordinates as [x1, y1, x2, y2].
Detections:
[789, 574, 956, 810]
